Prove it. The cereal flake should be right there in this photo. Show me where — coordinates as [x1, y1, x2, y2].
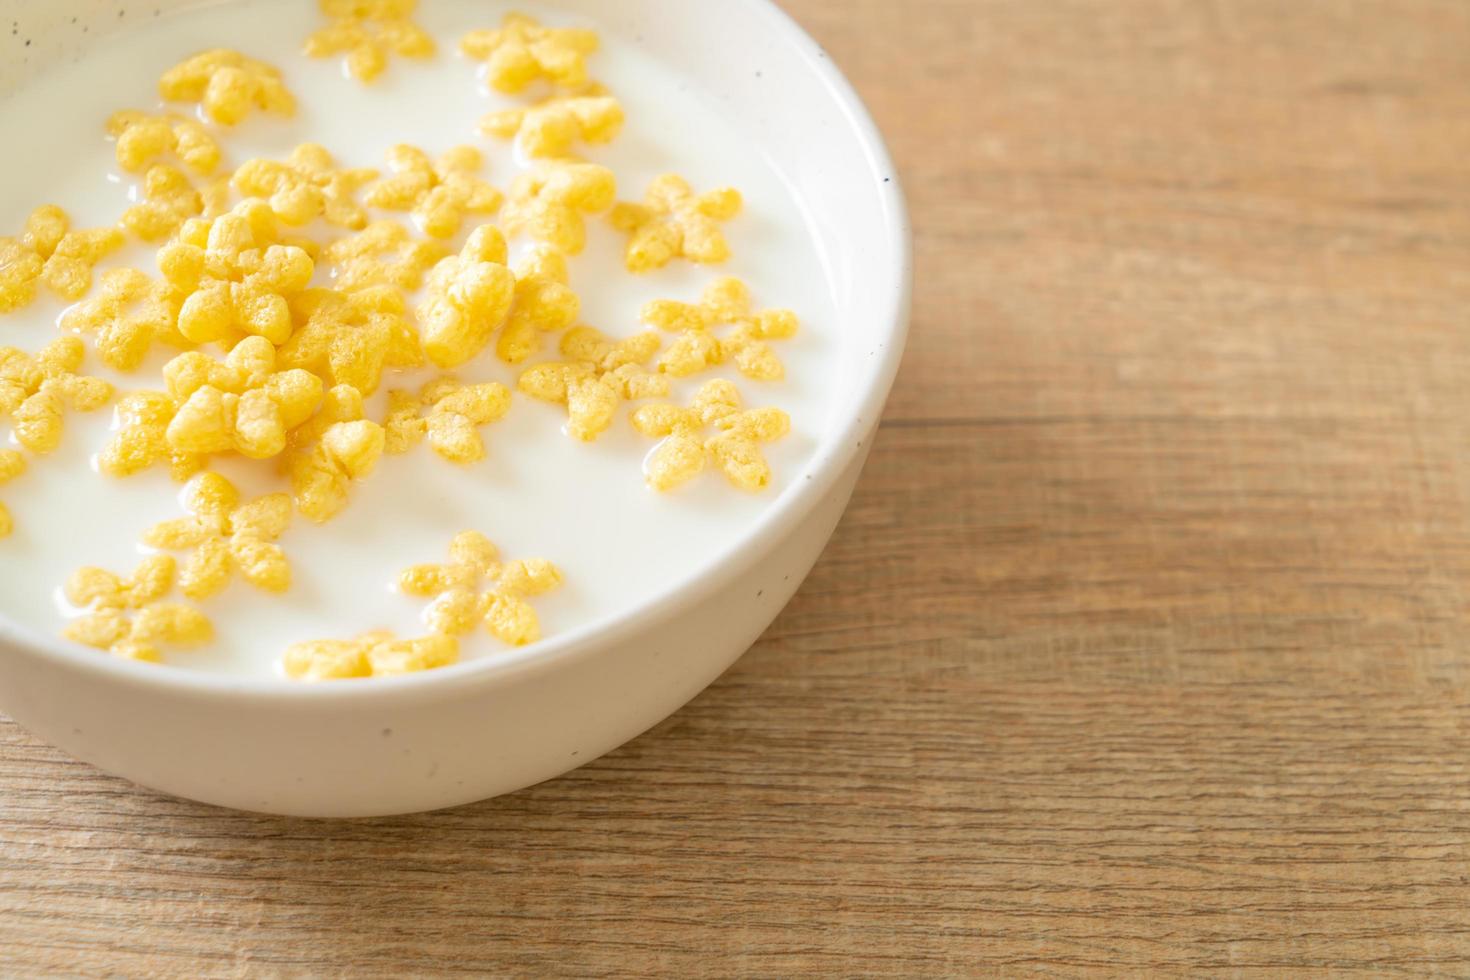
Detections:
[0, 337, 113, 454]
[364, 144, 502, 239]
[500, 159, 615, 255]
[383, 376, 512, 464]
[415, 225, 516, 368]
[644, 276, 799, 381]
[233, 144, 378, 230]
[518, 326, 668, 442]
[304, 0, 436, 83]
[284, 630, 459, 680]
[459, 13, 599, 94]
[159, 49, 296, 126]
[143, 472, 293, 599]
[631, 379, 791, 492]
[107, 110, 222, 176]
[399, 530, 562, 645]
[611, 174, 742, 273]
[62, 555, 213, 663]
[480, 86, 624, 159]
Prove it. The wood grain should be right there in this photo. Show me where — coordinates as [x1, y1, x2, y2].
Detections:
[5, 0, 1470, 974]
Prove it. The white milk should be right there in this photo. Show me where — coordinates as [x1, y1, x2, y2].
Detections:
[0, 0, 840, 679]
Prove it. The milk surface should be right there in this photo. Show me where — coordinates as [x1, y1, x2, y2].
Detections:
[0, 0, 840, 678]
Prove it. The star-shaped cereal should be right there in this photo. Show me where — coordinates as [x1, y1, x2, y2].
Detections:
[459, 12, 599, 94]
[610, 174, 743, 273]
[284, 630, 459, 681]
[280, 286, 423, 395]
[106, 110, 222, 176]
[399, 530, 563, 645]
[285, 386, 386, 523]
[517, 326, 668, 442]
[62, 555, 213, 663]
[644, 276, 800, 382]
[496, 246, 580, 364]
[631, 379, 791, 492]
[233, 144, 378, 230]
[500, 159, 615, 254]
[364, 144, 502, 239]
[158, 200, 316, 346]
[159, 49, 297, 126]
[323, 220, 450, 292]
[304, 0, 436, 83]
[0, 449, 24, 539]
[158, 336, 324, 461]
[61, 268, 189, 372]
[0, 205, 124, 311]
[0, 337, 113, 454]
[143, 472, 292, 599]
[98, 391, 204, 481]
[383, 376, 512, 464]
[415, 225, 516, 369]
[121, 164, 233, 244]
[480, 86, 624, 159]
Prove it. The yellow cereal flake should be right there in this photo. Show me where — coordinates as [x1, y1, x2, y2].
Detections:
[106, 110, 222, 176]
[0, 449, 24, 540]
[304, 0, 436, 83]
[99, 391, 205, 481]
[630, 379, 791, 492]
[60, 268, 189, 372]
[480, 86, 624, 158]
[284, 630, 458, 681]
[500, 159, 615, 255]
[323, 220, 450, 292]
[233, 144, 378, 230]
[415, 225, 516, 368]
[644, 276, 799, 382]
[62, 555, 213, 663]
[399, 530, 562, 645]
[496, 246, 579, 364]
[143, 472, 292, 600]
[364, 144, 502, 239]
[610, 174, 742, 273]
[121, 164, 233, 244]
[459, 12, 598, 94]
[288, 409, 387, 524]
[281, 286, 423, 396]
[517, 326, 668, 442]
[383, 376, 512, 464]
[158, 200, 316, 346]
[0, 205, 125, 311]
[159, 49, 296, 126]
[0, 337, 112, 454]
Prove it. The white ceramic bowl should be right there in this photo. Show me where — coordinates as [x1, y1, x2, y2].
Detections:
[0, 0, 910, 817]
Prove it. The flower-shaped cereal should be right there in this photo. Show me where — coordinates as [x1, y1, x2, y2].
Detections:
[480, 86, 624, 159]
[62, 555, 213, 663]
[644, 276, 799, 381]
[631, 379, 791, 492]
[399, 530, 562, 645]
[286, 387, 387, 524]
[284, 630, 458, 681]
[158, 200, 316, 346]
[383, 376, 512, 464]
[121, 164, 233, 244]
[61, 268, 189, 372]
[99, 391, 204, 481]
[281, 286, 423, 395]
[233, 144, 378, 230]
[459, 13, 598, 94]
[323, 220, 450, 292]
[143, 472, 292, 599]
[303, 0, 436, 83]
[517, 326, 668, 442]
[106, 110, 222, 176]
[0, 337, 112, 454]
[415, 225, 516, 368]
[161, 336, 325, 461]
[496, 246, 579, 364]
[0, 205, 124, 311]
[159, 49, 297, 126]
[610, 174, 742, 273]
[500, 159, 615, 255]
[364, 144, 502, 239]
[0, 449, 24, 539]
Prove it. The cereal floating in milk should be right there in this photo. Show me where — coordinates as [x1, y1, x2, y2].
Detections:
[143, 472, 293, 599]
[399, 530, 563, 646]
[233, 144, 379, 230]
[611, 175, 743, 273]
[324, 220, 449, 292]
[0, 449, 24, 539]
[288, 416, 387, 524]
[281, 286, 424, 395]
[480, 86, 624, 159]
[303, 0, 436, 84]
[496, 246, 580, 365]
[632, 379, 791, 492]
[159, 49, 296, 126]
[415, 225, 516, 368]
[61, 268, 189, 372]
[383, 376, 512, 464]
[459, 12, 599, 94]
[0, 338, 112, 454]
[0, 205, 124, 310]
[500, 159, 616, 255]
[518, 327, 668, 442]
[284, 631, 459, 680]
[62, 555, 213, 663]
[107, 110, 223, 176]
[100, 391, 205, 481]
[364, 144, 502, 240]
[121, 164, 232, 244]
[644, 277, 800, 382]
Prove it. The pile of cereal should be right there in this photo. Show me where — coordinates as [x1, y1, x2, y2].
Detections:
[0, 4, 801, 680]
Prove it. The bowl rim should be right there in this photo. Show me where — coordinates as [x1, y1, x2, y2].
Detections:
[0, 0, 913, 702]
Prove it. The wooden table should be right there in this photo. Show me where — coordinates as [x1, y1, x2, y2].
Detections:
[5, 1, 1470, 974]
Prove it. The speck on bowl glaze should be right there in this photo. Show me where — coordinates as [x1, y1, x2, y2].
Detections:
[0, 0, 910, 817]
